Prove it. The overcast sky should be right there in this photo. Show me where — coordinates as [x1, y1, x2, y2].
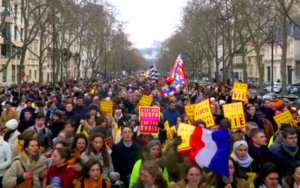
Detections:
[111, 0, 186, 49]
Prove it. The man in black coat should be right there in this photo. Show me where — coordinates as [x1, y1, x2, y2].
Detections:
[18, 110, 35, 133]
[111, 125, 140, 187]
[246, 104, 264, 129]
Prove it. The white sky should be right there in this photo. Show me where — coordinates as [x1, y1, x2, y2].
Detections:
[111, 0, 186, 49]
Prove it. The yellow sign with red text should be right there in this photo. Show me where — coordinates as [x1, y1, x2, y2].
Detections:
[185, 104, 196, 122]
[194, 99, 215, 128]
[273, 110, 296, 127]
[177, 123, 195, 152]
[136, 95, 154, 109]
[100, 101, 113, 115]
[223, 102, 246, 129]
[232, 82, 248, 102]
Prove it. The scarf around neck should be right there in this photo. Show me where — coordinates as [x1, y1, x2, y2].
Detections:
[282, 142, 299, 157]
[233, 152, 251, 168]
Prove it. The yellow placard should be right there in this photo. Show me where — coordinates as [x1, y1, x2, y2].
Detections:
[177, 123, 195, 152]
[185, 104, 195, 121]
[90, 89, 95, 94]
[223, 102, 246, 129]
[164, 121, 173, 140]
[273, 110, 296, 127]
[136, 95, 153, 109]
[194, 99, 215, 128]
[232, 82, 248, 102]
[100, 101, 114, 115]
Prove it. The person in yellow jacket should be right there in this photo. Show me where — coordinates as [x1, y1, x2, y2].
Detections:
[76, 113, 96, 138]
[129, 139, 169, 188]
[106, 115, 120, 144]
[0, 101, 18, 128]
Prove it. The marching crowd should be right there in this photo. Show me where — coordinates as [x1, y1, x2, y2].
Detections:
[0, 76, 299, 188]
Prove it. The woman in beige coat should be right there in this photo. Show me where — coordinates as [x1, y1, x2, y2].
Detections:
[3, 138, 47, 188]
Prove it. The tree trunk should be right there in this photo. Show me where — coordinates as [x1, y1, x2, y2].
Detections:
[17, 47, 26, 87]
[242, 53, 248, 83]
[255, 49, 264, 90]
[76, 63, 80, 81]
[38, 57, 43, 83]
[281, 15, 288, 95]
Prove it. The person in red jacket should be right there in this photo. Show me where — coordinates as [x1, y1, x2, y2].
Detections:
[46, 147, 82, 188]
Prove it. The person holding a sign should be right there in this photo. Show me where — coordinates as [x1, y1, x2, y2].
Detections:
[129, 139, 169, 188]
[163, 101, 180, 127]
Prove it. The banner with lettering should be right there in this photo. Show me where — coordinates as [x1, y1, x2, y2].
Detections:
[232, 82, 248, 102]
[194, 99, 215, 128]
[136, 95, 154, 109]
[164, 120, 174, 140]
[139, 106, 160, 134]
[273, 110, 296, 127]
[223, 102, 246, 129]
[185, 104, 196, 122]
[100, 101, 114, 115]
[177, 123, 195, 152]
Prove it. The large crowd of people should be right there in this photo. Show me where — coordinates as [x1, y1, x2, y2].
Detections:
[0, 75, 299, 188]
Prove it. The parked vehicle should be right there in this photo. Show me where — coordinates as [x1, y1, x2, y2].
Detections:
[287, 83, 300, 95]
[266, 82, 282, 93]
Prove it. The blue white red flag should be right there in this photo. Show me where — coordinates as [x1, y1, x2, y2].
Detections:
[189, 126, 230, 177]
[162, 54, 186, 96]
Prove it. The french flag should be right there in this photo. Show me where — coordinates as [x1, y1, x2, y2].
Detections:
[189, 126, 230, 177]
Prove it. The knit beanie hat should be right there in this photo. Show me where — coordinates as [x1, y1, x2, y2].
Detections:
[5, 119, 18, 130]
[147, 139, 161, 150]
[233, 140, 248, 152]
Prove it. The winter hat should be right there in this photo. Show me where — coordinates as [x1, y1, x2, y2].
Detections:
[233, 140, 248, 152]
[5, 119, 18, 130]
[147, 139, 161, 150]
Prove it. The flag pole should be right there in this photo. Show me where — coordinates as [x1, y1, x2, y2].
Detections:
[186, 81, 189, 101]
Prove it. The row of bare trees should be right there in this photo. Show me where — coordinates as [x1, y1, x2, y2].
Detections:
[0, 0, 147, 85]
[156, 0, 299, 94]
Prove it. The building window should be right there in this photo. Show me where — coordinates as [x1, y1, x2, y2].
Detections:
[12, 65, 15, 82]
[34, 70, 37, 80]
[2, 65, 7, 83]
[29, 69, 31, 79]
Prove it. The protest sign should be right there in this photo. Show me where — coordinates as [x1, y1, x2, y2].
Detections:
[100, 100, 113, 115]
[194, 99, 215, 128]
[185, 104, 196, 122]
[105, 137, 112, 149]
[232, 82, 248, 102]
[177, 123, 195, 152]
[223, 102, 246, 129]
[164, 120, 174, 140]
[273, 110, 296, 127]
[139, 106, 160, 134]
[136, 95, 153, 109]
